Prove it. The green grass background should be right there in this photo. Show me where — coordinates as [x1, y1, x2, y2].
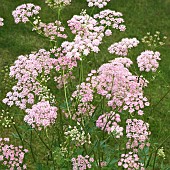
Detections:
[0, 0, 170, 168]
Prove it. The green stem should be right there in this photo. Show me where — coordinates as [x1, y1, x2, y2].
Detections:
[90, 7, 95, 16]
[13, 124, 24, 147]
[146, 152, 153, 168]
[58, 8, 61, 20]
[152, 88, 170, 109]
[98, 141, 101, 169]
[59, 109, 64, 140]
[80, 59, 84, 82]
[30, 130, 36, 163]
[63, 69, 71, 117]
[34, 129, 51, 152]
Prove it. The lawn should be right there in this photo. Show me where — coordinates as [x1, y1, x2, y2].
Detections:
[0, 0, 170, 169]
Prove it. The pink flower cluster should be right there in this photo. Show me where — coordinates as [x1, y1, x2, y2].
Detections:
[96, 111, 123, 138]
[72, 82, 94, 103]
[71, 81, 96, 121]
[12, 3, 41, 24]
[24, 101, 58, 130]
[110, 57, 133, 68]
[52, 47, 78, 69]
[3, 49, 56, 109]
[108, 38, 139, 56]
[33, 19, 67, 41]
[87, 0, 111, 8]
[71, 102, 95, 121]
[3, 47, 78, 111]
[61, 31, 104, 58]
[65, 13, 105, 58]
[0, 138, 28, 170]
[85, 60, 149, 115]
[71, 59, 149, 122]
[94, 9, 126, 32]
[67, 14, 99, 35]
[0, 17, 4, 27]
[63, 10, 126, 59]
[126, 119, 151, 151]
[118, 152, 145, 169]
[72, 155, 94, 170]
[137, 50, 161, 72]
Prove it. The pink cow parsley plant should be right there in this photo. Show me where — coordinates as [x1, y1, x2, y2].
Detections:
[1, 1, 165, 169]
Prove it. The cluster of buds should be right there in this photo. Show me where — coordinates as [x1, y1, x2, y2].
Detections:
[157, 147, 166, 159]
[64, 123, 91, 146]
[141, 31, 167, 47]
[0, 110, 15, 128]
[38, 85, 56, 104]
[45, 0, 71, 8]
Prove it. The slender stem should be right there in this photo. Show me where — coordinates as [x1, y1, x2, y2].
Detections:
[13, 124, 37, 163]
[58, 8, 61, 20]
[63, 69, 71, 117]
[153, 150, 158, 170]
[98, 141, 101, 169]
[34, 129, 51, 152]
[152, 88, 170, 109]
[59, 109, 64, 140]
[80, 59, 84, 82]
[90, 7, 95, 16]
[30, 130, 36, 163]
[13, 124, 24, 147]
[83, 144, 88, 155]
[92, 150, 99, 168]
[146, 152, 153, 168]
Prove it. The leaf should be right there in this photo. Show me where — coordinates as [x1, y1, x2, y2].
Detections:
[11, 132, 20, 139]
[36, 163, 43, 170]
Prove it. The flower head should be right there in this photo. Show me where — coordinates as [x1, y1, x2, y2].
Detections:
[87, 0, 111, 8]
[0, 17, 4, 26]
[137, 50, 161, 72]
[24, 101, 58, 130]
[12, 3, 41, 24]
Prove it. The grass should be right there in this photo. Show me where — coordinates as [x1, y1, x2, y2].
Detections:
[0, 0, 170, 169]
